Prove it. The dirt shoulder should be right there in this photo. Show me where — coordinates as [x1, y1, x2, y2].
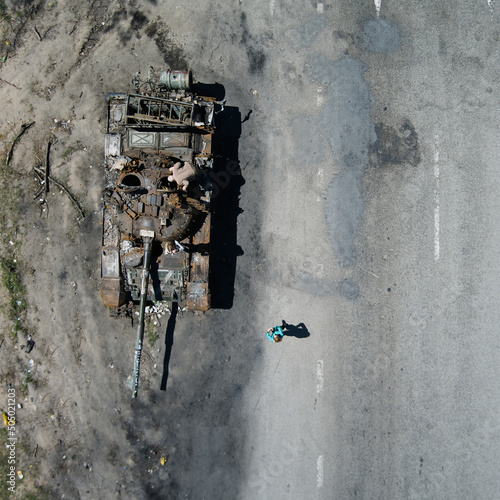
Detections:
[0, 1, 190, 497]
[0, 0, 265, 497]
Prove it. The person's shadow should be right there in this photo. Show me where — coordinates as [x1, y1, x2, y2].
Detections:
[160, 302, 177, 391]
[284, 322, 310, 339]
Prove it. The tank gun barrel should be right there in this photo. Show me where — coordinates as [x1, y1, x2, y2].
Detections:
[132, 234, 154, 398]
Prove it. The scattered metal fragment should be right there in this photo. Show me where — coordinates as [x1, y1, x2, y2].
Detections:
[20, 335, 35, 353]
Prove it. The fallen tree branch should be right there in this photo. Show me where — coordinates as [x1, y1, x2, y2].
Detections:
[32, 24, 54, 42]
[0, 77, 21, 90]
[33, 165, 85, 221]
[32, 24, 42, 41]
[6, 122, 35, 165]
[33, 186, 44, 200]
[32, 169, 45, 199]
[45, 141, 51, 195]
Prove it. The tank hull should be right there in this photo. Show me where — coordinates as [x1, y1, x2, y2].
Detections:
[101, 70, 216, 312]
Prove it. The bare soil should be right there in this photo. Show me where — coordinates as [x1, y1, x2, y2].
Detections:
[0, 1, 254, 498]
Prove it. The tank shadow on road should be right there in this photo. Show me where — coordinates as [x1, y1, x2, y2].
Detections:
[284, 322, 310, 339]
[192, 81, 226, 101]
[210, 96, 245, 309]
[160, 301, 178, 391]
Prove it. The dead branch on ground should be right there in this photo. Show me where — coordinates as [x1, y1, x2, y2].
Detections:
[0, 77, 21, 90]
[33, 165, 86, 221]
[6, 122, 35, 165]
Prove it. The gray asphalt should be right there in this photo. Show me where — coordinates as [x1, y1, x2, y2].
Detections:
[84, 1, 500, 498]
[232, 1, 500, 499]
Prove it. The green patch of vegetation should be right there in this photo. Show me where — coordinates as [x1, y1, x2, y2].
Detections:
[0, 256, 27, 342]
[0, 1, 11, 25]
[0, 428, 49, 500]
[62, 140, 83, 159]
[21, 368, 35, 395]
[62, 146, 75, 158]
[0, 151, 29, 341]
[0, 2, 29, 61]
[146, 318, 159, 346]
[0, 159, 24, 247]
[23, 492, 50, 500]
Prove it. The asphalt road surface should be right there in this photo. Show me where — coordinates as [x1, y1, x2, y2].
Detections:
[7, 1, 498, 498]
[189, 1, 500, 499]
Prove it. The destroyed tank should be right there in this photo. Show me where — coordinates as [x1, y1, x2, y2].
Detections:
[101, 69, 218, 396]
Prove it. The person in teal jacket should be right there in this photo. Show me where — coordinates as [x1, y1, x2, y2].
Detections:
[267, 320, 288, 342]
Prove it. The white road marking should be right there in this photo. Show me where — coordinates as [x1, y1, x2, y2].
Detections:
[434, 205, 440, 261]
[434, 137, 440, 261]
[316, 86, 326, 108]
[317, 168, 324, 201]
[374, 0, 382, 17]
[317, 2, 324, 13]
[317, 455, 324, 488]
[317, 360, 324, 393]
[270, 0, 276, 16]
[316, 168, 324, 201]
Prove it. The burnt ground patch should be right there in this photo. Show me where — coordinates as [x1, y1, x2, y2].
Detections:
[247, 46, 266, 74]
[130, 10, 149, 31]
[239, 10, 267, 74]
[145, 18, 188, 68]
[370, 120, 421, 167]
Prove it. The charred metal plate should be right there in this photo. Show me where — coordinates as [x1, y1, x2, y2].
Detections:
[192, 214, 211, 245]
[160, 253, 187, 270]
[159, 147, 193, 162]
[101, 277, 126, 308]
[101, 247, 120, 277]
[190, 253, 209, 283]
[128, 130, 158, 149]
[186, 282, 211, 311]
[159, 132, 190, 148]
[105, 134, 121, 157]
[126, 266, 186, 302]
